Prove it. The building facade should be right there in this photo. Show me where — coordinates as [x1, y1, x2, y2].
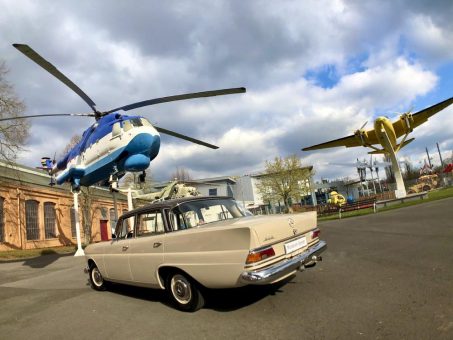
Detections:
[0, 162, 128, 251]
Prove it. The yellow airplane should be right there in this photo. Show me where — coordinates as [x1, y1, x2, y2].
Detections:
[302, 96, 453, 154]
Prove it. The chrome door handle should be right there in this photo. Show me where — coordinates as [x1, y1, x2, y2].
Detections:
[122, 246, 129, 251]
[153, 242, 162, 248]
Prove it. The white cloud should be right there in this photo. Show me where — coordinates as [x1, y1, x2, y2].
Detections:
[1, 0, 452, 184]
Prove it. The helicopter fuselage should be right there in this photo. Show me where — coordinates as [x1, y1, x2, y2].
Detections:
[53, 113, 160, 190]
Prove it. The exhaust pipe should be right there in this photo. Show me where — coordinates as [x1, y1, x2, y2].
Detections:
[303, 255, 323, 269]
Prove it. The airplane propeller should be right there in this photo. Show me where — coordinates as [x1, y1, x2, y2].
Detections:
[359, 121, 368, 130]
[6, 43, 246, 149]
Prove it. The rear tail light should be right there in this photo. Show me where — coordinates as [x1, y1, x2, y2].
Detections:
[246, 246, 275, 264]
[312, 229, 321, 239]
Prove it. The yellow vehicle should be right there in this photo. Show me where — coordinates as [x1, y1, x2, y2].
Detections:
[327, 191, 346, 206]
[407, 174, 439, 194]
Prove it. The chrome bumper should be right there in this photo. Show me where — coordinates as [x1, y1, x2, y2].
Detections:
[240, 240, 327, 285]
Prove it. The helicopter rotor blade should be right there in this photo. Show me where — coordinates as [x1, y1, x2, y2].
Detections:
[13, 44, 97, 112]
[0, 113, 96, 122]
[104, 87, 246, 115]
[154, 125, 219, 149]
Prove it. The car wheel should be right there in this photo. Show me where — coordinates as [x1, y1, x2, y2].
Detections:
[167, 272, 204, 312]
[89, 263, 106, 291]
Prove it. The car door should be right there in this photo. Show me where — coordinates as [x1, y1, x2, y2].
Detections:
[103, 214, 135, 282]
[128, 209, 165, 285]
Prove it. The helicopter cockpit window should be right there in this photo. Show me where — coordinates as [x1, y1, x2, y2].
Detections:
[130, 118, 143, 127]
[140, 118, 152, 127]
[123, 120, 132, 132]
[112, 122, 121, 137]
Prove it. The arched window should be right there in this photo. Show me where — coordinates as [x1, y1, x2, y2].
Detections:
[44, 202, 56, 239]
[25, 200, 40, 240]
[0, 197, 4, 242]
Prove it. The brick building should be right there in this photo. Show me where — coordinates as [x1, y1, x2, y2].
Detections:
[0, 162, 128, 251]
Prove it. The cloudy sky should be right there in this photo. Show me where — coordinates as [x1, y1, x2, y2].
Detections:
[1, 0, 452, 182]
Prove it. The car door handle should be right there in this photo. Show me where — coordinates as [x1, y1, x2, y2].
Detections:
[122, 246, 129, 251]
[153, 242, 162, 248]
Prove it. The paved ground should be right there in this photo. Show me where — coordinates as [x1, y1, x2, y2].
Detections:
[1, 198, 452, 339]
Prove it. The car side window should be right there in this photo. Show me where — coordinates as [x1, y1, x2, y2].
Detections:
[168, 210, 187, 231]
[116, 215, 135, 239]
[137, 211, 165, 237]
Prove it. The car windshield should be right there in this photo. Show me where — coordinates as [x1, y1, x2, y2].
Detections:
[171, 198, 251, 230]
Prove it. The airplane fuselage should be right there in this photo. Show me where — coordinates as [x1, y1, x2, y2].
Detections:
[53, 113, 160, 189]
[373, 116, 397, 151]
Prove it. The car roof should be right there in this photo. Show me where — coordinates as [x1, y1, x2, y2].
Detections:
[121, 196, 234, 218]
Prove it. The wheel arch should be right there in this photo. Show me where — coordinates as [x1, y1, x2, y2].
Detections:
[158, 266, 204, 290]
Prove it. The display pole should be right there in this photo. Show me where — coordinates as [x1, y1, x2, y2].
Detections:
[73, 192, 85, 256]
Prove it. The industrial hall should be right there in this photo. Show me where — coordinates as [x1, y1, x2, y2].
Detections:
[0, 162, 128, 251]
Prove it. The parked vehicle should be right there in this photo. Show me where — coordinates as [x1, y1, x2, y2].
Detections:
[407, 174, 439, 194]
[327, 191, 346, 206]
[84, 196, 326, 312]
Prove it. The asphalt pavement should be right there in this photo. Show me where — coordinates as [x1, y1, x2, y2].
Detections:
[0, 197, 452, 339]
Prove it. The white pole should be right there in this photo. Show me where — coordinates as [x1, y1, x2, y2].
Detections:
[369, 167, 377, 194]
[112, 190, 119, 222]
[127, 187, 134, 211]
[73, 192, 85, 256]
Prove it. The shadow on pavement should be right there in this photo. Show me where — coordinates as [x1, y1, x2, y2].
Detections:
[22, 252, 74, 268]
[104, 274, 296, 312]
[105, 282, 169, 306]
[204, 275, 295, 312]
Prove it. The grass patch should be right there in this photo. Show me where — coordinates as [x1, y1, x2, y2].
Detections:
[319, 208, 375, 221]
[318, 186, 453, 221]
[0, 246, 76, 261]
[377, 187, 453, 213]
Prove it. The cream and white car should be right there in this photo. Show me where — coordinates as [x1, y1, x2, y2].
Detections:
[84, 196, 326, 311]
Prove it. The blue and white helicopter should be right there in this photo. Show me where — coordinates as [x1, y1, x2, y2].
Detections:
[4, 44, 246, 191]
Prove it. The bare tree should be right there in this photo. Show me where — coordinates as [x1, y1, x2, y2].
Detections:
[0, 62, 29, 162]
[120, 169, 154, 191]
[402, 159, 420, 181]
[256, 155, 312, 212]
[170, 167, 192, 181]
[60, 134, 81, 158]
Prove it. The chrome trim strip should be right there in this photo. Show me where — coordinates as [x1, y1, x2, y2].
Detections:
[252, 228, 319, 250]
[240, 240, 327, 285]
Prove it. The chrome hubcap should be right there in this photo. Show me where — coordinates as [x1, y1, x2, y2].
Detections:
[171, 274, 192, 304]
[92, 267, 103, 286]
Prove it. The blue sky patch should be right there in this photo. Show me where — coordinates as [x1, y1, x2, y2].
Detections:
[305, 64, 340, 88]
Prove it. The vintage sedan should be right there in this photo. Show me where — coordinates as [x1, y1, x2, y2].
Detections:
[84, 196, 326, 311]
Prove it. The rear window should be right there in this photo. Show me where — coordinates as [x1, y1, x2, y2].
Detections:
[172, 198, 251, 229]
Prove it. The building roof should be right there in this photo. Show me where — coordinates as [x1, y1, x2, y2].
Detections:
[121, 195, 233, 217]
[246, 165, 314, 178]
[153, 176, 236, 189]
[0, 161, 127, 201]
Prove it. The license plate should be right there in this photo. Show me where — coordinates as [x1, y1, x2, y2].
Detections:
[285, 236, 307, 254]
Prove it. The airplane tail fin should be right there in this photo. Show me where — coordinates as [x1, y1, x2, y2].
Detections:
[368, 150, 386, 155]
[396, 137, 415, 150]
[368, 138, 415, 154]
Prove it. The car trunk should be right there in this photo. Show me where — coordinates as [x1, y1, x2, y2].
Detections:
[236, 211, 319, 269]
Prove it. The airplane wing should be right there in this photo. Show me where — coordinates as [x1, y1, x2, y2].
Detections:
[393, 96, 453, 138]
[302, 129, 379, 151]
